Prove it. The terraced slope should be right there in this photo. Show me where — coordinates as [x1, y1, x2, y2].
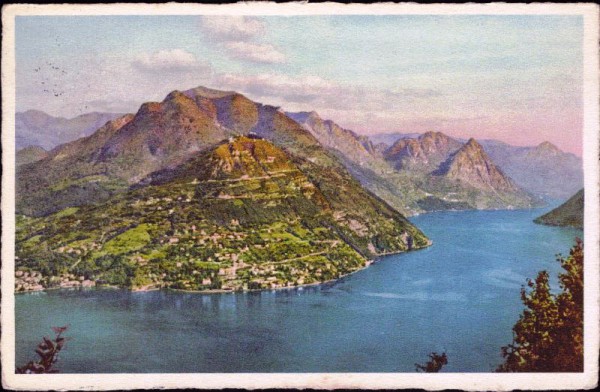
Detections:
[16, 137, 429, 292]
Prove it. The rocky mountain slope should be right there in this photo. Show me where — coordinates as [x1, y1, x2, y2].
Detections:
[16, 136, 429, 292]
[289, 114, 540, 214]
[16, 110, 124, 150]
[534, 189, 584, 229]
[286, 111, 377, 164]
[384, 131, 463, 172]
[16, 87, 335, 217]
[436, 138, 519, 192]
[371, 133, 582, 202]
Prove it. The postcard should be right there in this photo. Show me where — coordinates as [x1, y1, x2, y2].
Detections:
[2, 2, 599, 390]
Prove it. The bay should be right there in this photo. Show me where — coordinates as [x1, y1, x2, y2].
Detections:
[15, 207, 581, 372]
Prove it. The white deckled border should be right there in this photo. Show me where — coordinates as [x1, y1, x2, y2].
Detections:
[1, 2, 598, 390]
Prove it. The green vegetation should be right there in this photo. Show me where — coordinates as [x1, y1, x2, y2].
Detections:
[534, 189, 583, 229]
[498, 239, 583, 372]
[102, 224, 152, 255]
[15, 137, 428, 292]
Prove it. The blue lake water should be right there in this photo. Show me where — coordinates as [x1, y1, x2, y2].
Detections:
[15, 207, 581, 372]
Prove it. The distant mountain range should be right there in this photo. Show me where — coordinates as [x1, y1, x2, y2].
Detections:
[534, 189, 584, 229]
[19, 100, 575, 217]
[479, 140, 582, 201]
[289, 116, 541, 214]
[371, 133, 583, 201]
[16, 110, 124, 151]
[369, 132, 422, 146]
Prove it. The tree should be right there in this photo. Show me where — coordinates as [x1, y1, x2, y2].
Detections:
[17, 326, 69, 374]
[415, 352, 448, 372]
[498, 239, 583, 372]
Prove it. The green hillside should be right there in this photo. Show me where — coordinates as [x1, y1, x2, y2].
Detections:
[534, 189, 584, 229]
[16, 137, 429, 292]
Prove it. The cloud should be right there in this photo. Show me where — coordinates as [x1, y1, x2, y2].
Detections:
[199, 16, 265, 41]
[199, 16, 286, 64]
[214, 72, 441, 112]
[214, 73, 337, 102]
[132, 49, 211, 74]
[225, 42, 286, 64]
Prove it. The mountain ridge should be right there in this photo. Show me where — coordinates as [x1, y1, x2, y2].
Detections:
[16, 110, 126, 151]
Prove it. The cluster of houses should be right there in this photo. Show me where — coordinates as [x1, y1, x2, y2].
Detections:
[15, 270, 95, 292]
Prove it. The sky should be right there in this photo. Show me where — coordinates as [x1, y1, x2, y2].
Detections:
[15, 14, 584, 155]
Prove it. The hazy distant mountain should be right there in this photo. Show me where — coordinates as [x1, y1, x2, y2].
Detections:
[16, 110, 125, 150]
[369, 132, 421, 146]
[380, 132, 540, 210]
[534, 189, 583, 229]
[16, 145, 48, 166]
[479, 140, 583, 201]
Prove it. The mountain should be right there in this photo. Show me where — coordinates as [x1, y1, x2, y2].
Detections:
[436, 138, 519, 193]
[534, 189, 584, 229]
[478, 140, 583, 201]
[369, 132, 421, 146]
[288, 111, 432, 215]
[352, 131, 582, 201]
[15, 136, 429, 292]
[16, 146, 48, 166]
[286, 111, 379, 165]
[384, 131, 463, 172]
[16, 87, 335, 217]
[289, 114, 539, 214]
[16, 84, 542, 222]
[380, 133, 539, 211]
[16, 114, 136, 217]
[16, 110, 125, 150]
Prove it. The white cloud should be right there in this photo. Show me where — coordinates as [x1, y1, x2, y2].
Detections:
[199, 16, 265, 41]
[199, 16, 286, 64]
[214, 72, 439, 110]
[224, 42, 286, 64]
[132, 49, 211, 74]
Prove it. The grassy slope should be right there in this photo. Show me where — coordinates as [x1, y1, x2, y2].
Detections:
[534, 189, 584, 229]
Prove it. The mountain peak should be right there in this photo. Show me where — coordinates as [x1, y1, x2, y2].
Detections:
[536, 141, 561, 154]
[385, 131, 462, 171]
[420, 131, 449, 140]
[436, 137, 519, 192]
[286, 111, 322, 124]
[183, 85, 237, 100]
[464, 138, 483, 150]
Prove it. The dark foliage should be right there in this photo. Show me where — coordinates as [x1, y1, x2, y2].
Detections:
[17, 326, 69, 374]
[415, 352, 448, 372]
[498, 239, 583, 372]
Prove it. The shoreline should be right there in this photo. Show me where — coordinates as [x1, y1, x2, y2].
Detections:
[14, 241, 433, 296]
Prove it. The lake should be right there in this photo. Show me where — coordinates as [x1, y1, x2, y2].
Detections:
[15, 207, 582, 372]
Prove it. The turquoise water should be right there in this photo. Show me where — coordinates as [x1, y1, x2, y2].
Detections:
[15, 207, 581, 372]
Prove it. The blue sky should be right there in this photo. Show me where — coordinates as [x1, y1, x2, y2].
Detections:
[15, 14, 583, 154]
